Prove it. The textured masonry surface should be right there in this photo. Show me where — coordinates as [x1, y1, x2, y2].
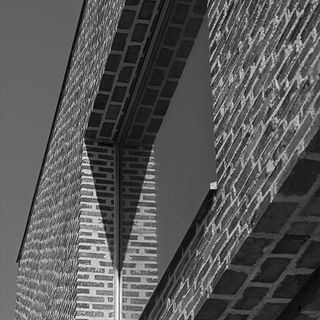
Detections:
[87, 0, 207, 145]
[15, 0, 125, 319]
[17, 0, 204, 318]
[139, 0, 320, 320]
[15, 0, 320, 319]
[78, 141, 115, 319]
[121, 146, 158, 319]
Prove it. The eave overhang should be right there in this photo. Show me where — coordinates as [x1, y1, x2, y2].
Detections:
[17, 0, 208, 260]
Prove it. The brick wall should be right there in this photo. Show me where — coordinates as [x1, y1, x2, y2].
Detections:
[78, 140, 115, 319]
[76, 143, 158, 320]
[205, 162, 320, 319]
[15, 1, 125, 319]
[139, 1, 320, 320]
[121, 146, 158, 319]
[16, 0, 320, 319]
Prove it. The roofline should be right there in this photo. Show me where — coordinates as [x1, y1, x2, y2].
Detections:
[16, 0, 88, 262]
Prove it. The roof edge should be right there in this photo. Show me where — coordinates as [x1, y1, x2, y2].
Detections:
[16, 0, 88, 262]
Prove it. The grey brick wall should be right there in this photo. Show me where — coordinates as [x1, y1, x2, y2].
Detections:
[78, 140, 115, 319]
[15, 1, 125, 319]
[139, 1, 320, 320]
[121, 146, 158, 319]
[16, 0, 320, 319]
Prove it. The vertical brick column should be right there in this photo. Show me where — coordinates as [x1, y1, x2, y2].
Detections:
[78, 142, 158, 320]
[78, 140, 115, 319]
[15, 1, 127, 319]
[121, 145, 158, 319]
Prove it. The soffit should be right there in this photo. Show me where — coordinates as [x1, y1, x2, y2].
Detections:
[86, 0, 207, 145]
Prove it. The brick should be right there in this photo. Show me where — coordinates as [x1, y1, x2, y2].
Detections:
[147, 119, 162, 133]
[253, 258, 290, 283]
[280, 160, 320, 195]
[297, 241, 320, 268]
[194, 299, 228, 320]
[254, 303, 287, 320]
[88, 112, 102, 128]
[142, 88, 158, 105]
[118, 9, 135, 29]
[232, 237, 273, 266]
[150, 69, 165, 86]
[306, 130, 320, 153]
[304, 287, 320, 312]
[124, 45, 140, 63]
[100, 74, 114, 92]
[172, 4, 189, 25]
[118, 66, 133, 83]
[176, 40, 193, 59]
[94, 93, 109, 110]
[105, 54, 121, 72]
[213, 270, 247, 295]
[156, 48, 174, 66]
[106, 104, 121, 120]
[185, 18, 203, 38]
[112, 32, 128, 51]
[132, 23, 148, 42]
[139, 1, 155, 20]
[287, 222, 318, 236]
[129, 125, 144, 140]
[224, 315, 248, 320]
[161, 80, 178, 98]
[272, 235, 307, 254]
[253, 202, 297, 234]
[169, 61, 186, 78]
[17, 2, 320, 320]
[135, 107, 152, 123]
[276, 12, 297, 53]
[289, 3, 312, 43]
[300, 192, 320, 217]
[234, 286, 269, 310]
[273, 274, 310, 299]
[164, 27, 182, 46]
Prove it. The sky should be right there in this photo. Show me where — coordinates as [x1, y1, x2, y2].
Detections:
[0, 1, 82, 318]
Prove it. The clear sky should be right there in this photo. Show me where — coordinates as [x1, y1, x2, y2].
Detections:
[0, 1, 82, 318]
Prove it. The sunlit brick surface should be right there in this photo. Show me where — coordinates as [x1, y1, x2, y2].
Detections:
[16, 0, 320, 319]
[78, 140, 115, 319]
[15, 0, 125, 319]
[139, 1, 320, 320]
[121, 146, 158, 319]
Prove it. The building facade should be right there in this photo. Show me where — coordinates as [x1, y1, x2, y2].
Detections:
[15, 0, 320, 320]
